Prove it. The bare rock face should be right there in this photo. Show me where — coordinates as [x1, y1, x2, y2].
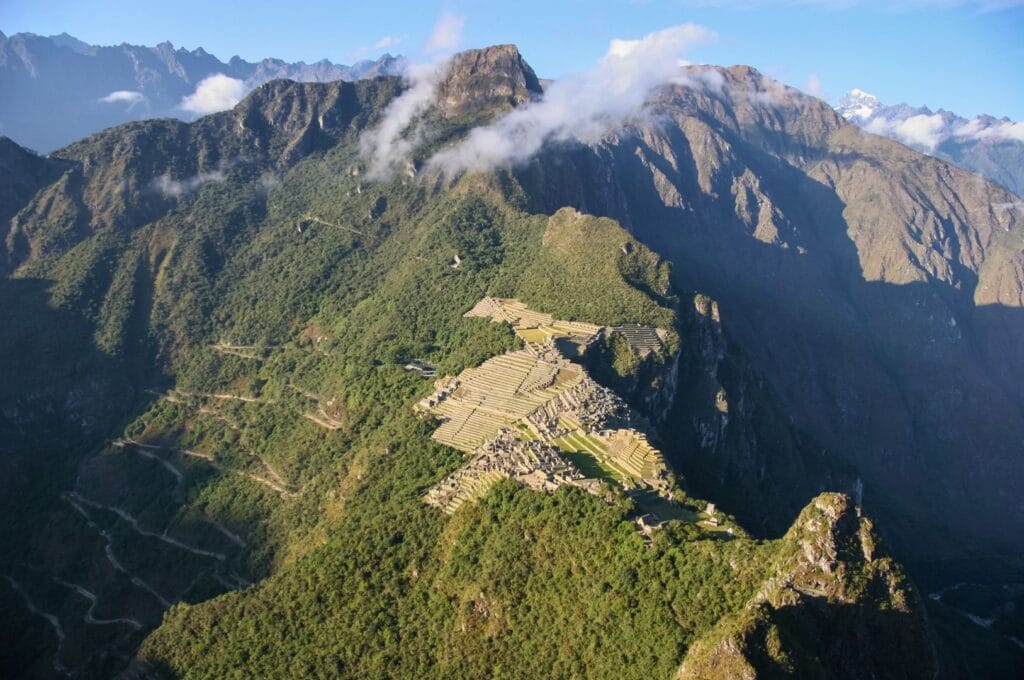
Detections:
[435, 44, 542, 117]
[510, 64, 1024, 567]
[661, 294, 857, 537]
[678, 494, 935, 680]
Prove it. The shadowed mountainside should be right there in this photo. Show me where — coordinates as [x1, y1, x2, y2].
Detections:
[509, 65, 1024, 571]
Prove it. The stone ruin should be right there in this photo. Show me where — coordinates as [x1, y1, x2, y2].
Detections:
[420, 297, 675, 515]
[424, 429, 593, 514]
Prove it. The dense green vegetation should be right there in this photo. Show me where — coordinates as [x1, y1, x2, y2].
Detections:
[145, 481, 774, 678]
[0, 64, 942, 678]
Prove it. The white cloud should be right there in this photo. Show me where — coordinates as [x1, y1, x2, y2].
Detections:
[150, 170, 226, 198]
[805, 73, 823, 97]
[373, 35, 402, 50]
[359, 60, 450, 178]
[865, 113, 947, 151]
[993, 201, 1024, 212]
[180, 74, 248, 115]
[953, 118, 1024, 143]
[98, 90, 147, 108]
[742, 74, 797, 107]
[427, 23, 716, 174]
[425, 11, 465, 53]
[682, 66, 726, 93]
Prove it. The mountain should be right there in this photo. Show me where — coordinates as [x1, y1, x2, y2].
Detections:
[1, 43, 1021, 677]
[836, 87, 1024, 197]
[0, 31, 403, 153]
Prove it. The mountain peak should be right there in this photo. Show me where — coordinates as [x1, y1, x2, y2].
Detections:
[835, 87, 881, 121]
[436, 44, 542, 116]
[847, 86, 876, 99]
[47, 31, 92, 54]
[833, 88, 1024, 195]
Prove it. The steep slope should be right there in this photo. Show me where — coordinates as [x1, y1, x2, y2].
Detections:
[0, 75, 408, 678]
[509, 65, 1024, 572]
[835, 88, 1024, 198]
[0, 44, 994, 677]
[0, 31, 401, 152]
[678, 494, 932, 679]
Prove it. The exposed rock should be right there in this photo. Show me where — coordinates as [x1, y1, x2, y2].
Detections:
[509, 63, 1024, 565]
[678, 494, 935, 679]
[435, 44, 542, 117]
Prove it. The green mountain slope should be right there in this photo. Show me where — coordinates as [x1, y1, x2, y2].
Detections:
[2, 44, 1003, 678]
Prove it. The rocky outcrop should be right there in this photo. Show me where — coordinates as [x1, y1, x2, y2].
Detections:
[678, 494, 935, 679]
[435, 45, 542, 117]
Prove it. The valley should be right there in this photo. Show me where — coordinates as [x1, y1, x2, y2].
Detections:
[0, 38, 1019, 678]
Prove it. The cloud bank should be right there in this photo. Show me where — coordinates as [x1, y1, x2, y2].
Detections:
[357, 11, 469, 178]
[425, 12, 465, 53]
[99, 90, 147, 107]
[427, 23, 715, 174]
[862, 109, 1024, 152]
[359, 60, 449, 178]
[180, 74, 248, 115]
[954, 118, 1024, 143]
[150, 170, 226, 198]
[865, 112, 947, 151]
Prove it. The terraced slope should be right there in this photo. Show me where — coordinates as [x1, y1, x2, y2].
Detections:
[419, 298, 676, 515]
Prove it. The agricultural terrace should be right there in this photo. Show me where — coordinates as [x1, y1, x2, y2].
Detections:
[418, 298, 676, 515]
[465, 297, 602, 354]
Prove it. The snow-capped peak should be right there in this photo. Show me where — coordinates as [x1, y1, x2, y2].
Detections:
[835, 88, 882, 121]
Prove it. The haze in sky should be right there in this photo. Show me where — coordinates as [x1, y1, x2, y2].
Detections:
[2, 0, 1022, 119]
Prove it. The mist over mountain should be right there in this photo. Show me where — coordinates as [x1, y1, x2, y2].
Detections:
[836, 87, 1024, 197]
[1, 34, 1023, 678]
[0, 31, 402, 153]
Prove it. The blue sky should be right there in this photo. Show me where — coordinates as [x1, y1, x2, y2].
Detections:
[2, 0, 1022, 119]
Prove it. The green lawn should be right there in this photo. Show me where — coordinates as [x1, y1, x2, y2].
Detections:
[553, 432, 627, 483]
[561, 451, 619, 484]
[631, 489, 700, 523]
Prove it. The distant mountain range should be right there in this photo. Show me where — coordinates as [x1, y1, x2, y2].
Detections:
[836, 88, 1024, 197]
[0, 31, 403, 152]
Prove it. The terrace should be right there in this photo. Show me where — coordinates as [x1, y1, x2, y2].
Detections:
[420, 297, 678, 519]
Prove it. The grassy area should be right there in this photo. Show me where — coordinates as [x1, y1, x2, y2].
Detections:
[632, 489, 700, 523]
[514, 327, 548, 343]
[561, 451, 619, 484]
[513, 422, 537, 441]
[553, 431, 631, 484]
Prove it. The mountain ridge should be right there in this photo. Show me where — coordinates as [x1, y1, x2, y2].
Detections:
[835, 87, 1024, 198]
[0, 31, 403, 153]
[0, 43, 1020, 677]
